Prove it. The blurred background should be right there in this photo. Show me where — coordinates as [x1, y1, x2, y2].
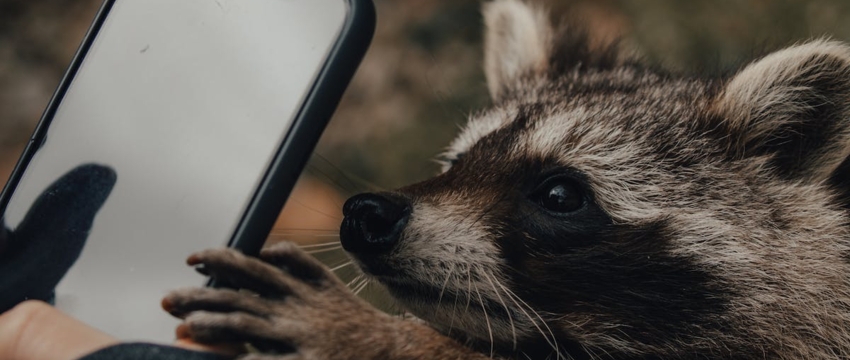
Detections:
[2, 0, 850, 298]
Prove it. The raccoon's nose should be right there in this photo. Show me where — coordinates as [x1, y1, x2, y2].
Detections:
[340, 193, 411, 254]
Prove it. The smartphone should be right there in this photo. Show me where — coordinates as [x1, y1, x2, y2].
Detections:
[0, 0, 373, 342]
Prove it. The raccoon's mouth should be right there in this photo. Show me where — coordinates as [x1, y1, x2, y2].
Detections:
[350, 255, 452, 301]
[349, 253, 396, 277]
[381, 274, 516, 323]
[355, 261, 511, 316]
[378, 276, 442, 300]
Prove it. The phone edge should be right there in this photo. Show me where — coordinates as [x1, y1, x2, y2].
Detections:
[223, 0, 376, 257]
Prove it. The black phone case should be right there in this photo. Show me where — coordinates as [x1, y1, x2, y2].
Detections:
[0, 0, 375, 256]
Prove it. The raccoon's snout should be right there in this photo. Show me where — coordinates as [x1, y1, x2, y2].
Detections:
[340, 193, 411, 254]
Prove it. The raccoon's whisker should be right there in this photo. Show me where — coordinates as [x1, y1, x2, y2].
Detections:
[449, 194, 564, 358]
[455, 266, 476, 339]
[350, 277, 369, 295]
[312, 153, 385, 192]
[483, 270, 517, 351]
[437, 261, 457, 304]
[496, 277, 563, 359]
[296, 241, 342, 249]
[499, 285, 552, 348]
[509, 292, 565, 360]
[581, 340, 605, 360]
[353, 278, 371, 296]
[271, 233, 340, 238]
[305, 247, 344, 255]
[353, 280, 365, 295]
[306, 163, 362, 195]
[288, 198, 343, 221]
[446, 260, 463, 335]
[297, 242, 342, 252]
[472, 280, 495, 359]
[446, 284, 461, 335]
[463, 266, 475, 316]
[329, 261, 353, 272]
[312, 153, 382, 192]
[346, 274, 364, 289]
[269, 228, 338, 233]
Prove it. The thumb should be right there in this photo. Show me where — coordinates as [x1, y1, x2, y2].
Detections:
[0, 164, 117, 312]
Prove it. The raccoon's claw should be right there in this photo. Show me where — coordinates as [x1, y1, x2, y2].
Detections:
[258, 242, 337, 286]
[162, 287, 271, 319]
[178, 311, 276, 346]
[185, 248, 309, 297]
[165, 243, 392, 359]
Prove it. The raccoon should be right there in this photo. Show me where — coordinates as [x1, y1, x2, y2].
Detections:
[162, 0, 850, 359]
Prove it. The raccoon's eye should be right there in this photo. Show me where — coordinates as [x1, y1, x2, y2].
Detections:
[532, 177, 584, 213]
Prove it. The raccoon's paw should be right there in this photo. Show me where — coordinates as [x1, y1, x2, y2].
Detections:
[162, 243, 392, 360]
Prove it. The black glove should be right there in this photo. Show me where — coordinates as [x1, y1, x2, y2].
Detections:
[0, 164, 117, 313]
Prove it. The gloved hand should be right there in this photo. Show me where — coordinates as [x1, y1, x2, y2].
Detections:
[0, 164, 117, 313]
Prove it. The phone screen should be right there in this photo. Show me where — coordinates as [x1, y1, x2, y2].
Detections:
[1, 0, 349, 342]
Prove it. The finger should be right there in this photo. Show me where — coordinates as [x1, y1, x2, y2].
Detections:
[163, 288, 272, 319]
[181, 311, 294, 353]
[260, 242, 335, 284]
[188, 248, 307, 297]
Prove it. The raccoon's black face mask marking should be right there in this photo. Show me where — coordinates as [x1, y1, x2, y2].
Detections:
[345, 87, 739, 353]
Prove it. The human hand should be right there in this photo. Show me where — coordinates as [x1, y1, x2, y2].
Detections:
[0, 300, 119, 360]
[0, 301, 242, 360]
[0, 164, 117, 313]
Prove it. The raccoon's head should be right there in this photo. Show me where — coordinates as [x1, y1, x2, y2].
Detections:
[341, 0, 850, 358]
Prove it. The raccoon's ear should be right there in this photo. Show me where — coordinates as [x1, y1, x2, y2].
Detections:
[714, 40, 850, 184]
[482, 0, 552, 101]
